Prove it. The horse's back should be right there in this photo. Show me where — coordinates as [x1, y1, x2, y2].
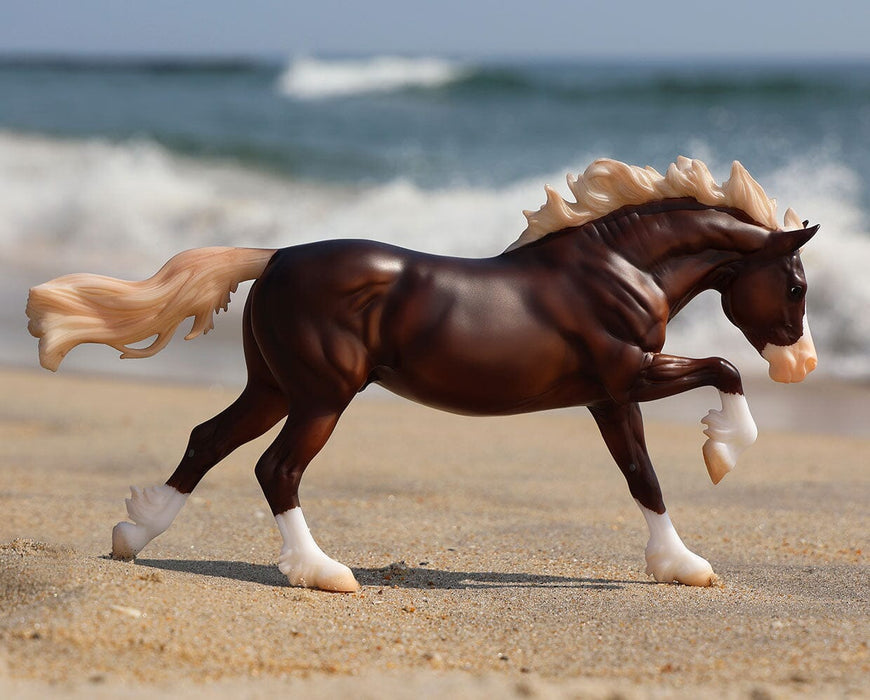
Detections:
[252, 239, 507, 329]
[259, 239, 407, 301]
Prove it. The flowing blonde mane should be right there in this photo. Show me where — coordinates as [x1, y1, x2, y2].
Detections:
[507, 156, 802, 251]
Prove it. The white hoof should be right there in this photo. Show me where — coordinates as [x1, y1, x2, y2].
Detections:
[702, 440, 739, 485]
[645, 541, 715, 587]
[637, 502, 716, 587]
[275, 507, 360, 593]
[701, 392, 757, 484]
[278, 549, 359, 592]
[110, 484, 187, 560]
[111, 521, 152, 560]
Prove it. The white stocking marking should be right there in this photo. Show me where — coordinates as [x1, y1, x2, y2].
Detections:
[111, 484, 187, 560]
[637, 501, 715, 586]
[275, 508, 359, 592]
[700, 392, 758, 484]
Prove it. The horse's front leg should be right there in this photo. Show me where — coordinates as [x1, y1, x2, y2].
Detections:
[629, 353, 758, 484]
[589, 401, 716, 586]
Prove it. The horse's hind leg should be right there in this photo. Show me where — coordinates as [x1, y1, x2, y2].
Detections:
[111, 295, 288, 559]
[245, 258, 370, 592]
[254, 406, 360, 592]
[589, 401, 716, 587]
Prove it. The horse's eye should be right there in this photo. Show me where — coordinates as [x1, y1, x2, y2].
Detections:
[788, 285, 805, 301]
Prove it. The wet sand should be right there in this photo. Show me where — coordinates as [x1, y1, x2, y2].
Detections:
[0, 368, 867, 698]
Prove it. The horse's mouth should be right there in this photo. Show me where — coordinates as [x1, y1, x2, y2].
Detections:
[761, 323, 818, 383]
[764, 352, 817, 383]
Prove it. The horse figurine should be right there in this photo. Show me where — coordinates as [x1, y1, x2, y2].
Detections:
[26, 156, 818, 592]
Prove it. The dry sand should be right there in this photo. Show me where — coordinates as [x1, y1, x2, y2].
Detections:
[0, 368, 867, 698]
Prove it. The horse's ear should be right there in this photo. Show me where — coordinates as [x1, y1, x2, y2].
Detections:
[762, 223, 819, 256]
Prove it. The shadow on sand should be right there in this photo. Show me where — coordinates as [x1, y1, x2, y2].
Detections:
[128, 557, 651, 591]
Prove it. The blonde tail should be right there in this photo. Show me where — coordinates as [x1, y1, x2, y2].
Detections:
[26, 247, 278, 371]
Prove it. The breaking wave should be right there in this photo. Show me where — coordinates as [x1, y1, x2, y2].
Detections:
[276, 56, 467, 99]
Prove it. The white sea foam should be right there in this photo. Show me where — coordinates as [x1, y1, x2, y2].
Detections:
[0, 131, 532, 276]
[276, 56, 465, 99]
[3, 131, 868, 381]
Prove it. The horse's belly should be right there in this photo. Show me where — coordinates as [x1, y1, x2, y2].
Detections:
[371, 342, 602, 416]
[373, 371, 598, 416]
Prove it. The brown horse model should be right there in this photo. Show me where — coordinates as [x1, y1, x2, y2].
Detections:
[26, 157, 818, 591]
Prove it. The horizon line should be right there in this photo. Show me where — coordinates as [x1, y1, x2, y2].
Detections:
[1, 49, 869, 66]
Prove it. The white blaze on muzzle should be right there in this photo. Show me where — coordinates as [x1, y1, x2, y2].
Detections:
[761, 313, 818, 383]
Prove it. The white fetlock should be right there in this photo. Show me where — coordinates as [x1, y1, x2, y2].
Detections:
[111, 484, 187, 560]
[637, 502, 716, 586]
[275, 508, 359, 593]
[701, 392, 758, 484]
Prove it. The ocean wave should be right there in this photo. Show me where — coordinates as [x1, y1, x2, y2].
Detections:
[275, 56, 467, 99]
[272, 57, 870, 103]
[0, 131, 527, 272]
[3, 131, 868, 379]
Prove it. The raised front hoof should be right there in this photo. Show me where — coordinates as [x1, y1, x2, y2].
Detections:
[702, 439, 736, 485]
[278, 552, 360, 593]
[111, 521, 149, 560]
[700, 397, 757, 484]
[645, 546, 716, 587]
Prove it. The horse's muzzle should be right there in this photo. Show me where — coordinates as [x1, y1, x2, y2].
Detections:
[761, 317, 818, 383]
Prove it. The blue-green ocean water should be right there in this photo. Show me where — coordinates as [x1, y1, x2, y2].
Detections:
[2, 55, 869, 379]
[3, 56, 869, 190]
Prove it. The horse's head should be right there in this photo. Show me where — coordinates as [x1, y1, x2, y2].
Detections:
[721, 223, 819, 383]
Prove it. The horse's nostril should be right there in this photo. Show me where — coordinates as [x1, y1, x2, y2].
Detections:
[806, 356, 818, 373]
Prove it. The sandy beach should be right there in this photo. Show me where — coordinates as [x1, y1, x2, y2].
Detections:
[1, 367, 867, 698]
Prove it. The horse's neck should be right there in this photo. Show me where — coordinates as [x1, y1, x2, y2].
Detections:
[633, 206, 769, 312]
[530, 202, 770, 314]
[654, 250, 737, 316]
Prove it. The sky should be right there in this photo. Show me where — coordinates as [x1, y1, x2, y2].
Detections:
[2, 0, 869, 60]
